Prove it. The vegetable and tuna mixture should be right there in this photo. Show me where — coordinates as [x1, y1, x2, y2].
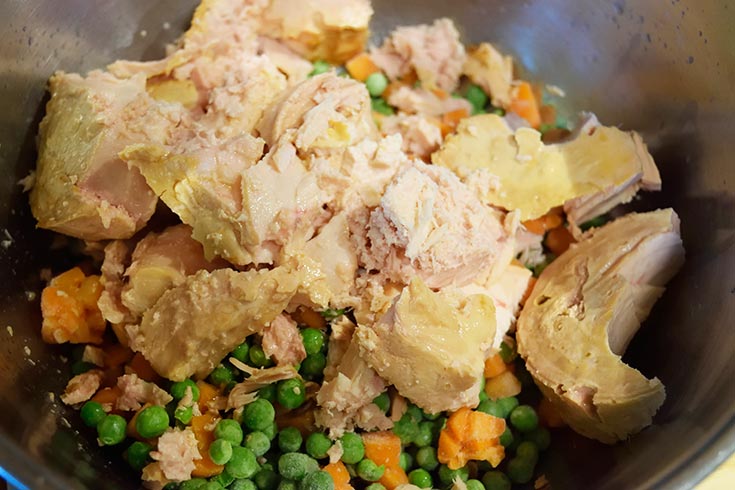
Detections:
[29, 0, 686, 489]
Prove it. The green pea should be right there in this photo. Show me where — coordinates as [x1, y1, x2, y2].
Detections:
[71, 360, 94, 375]
[413, 421, 433, 447]
[211, 469, 236, 488]
[392, 414, 418, 445]
[202, 482, 224, 490]
[180, 478, 208, 490]
[465, 479, 484, 490]
[175, 405, 193, 425]
[243, 399, 276, 432]
[465, 84, 488, 112]
[80, 401, 106, 428]
[497, 397, 520, 418]
[365, 73, 389, 97]
[477, 400, 506, 419]
[305, 432, 332, 459]
[482, 471, 511, 490]
[249, 345, 273, 368]
[506, 456, 535, 484]
[300, 353, 327, 379]
[509, 405, 539, 433]
[231, 479, 258, 490]
[309, 61, 331, 77]
[365, 484, 386, 490]
[232, 342, 251, 363]
[490, 107, 506, 116]
[580, 214, 610, 231]
[499, 427, 514, 448]
[398, 452, 413, 472]
[126, 441, 152, 471]
[171, 379, 201, 402]
[356, 459, 385, 482]
[479, 388, 489, 402]
[97, 414, 127, 446]
[277, 378, 306, 410]
[372, 392, 390, 413]
[209, 364, 235, 387]
[371, 98, 395, 116]
[320, 308, 345, 321]
[259, 384, 277, 403]
[498, 341, 517, 363]
[300, 328, 325, 355]
[415, 446, 438, 471]
[214, 418, 244, 445]
[524, 426, 551, 451]
[408, 469, 432, 488]
[136, 405, 170, 439]
[421, 410, 441, 421]
[227, 446, 260, 479]
[210, 439, 234, 465]
[263, 421, 278, 441]
[278, 453, 319, 481]
[339, 432, 364, 464]
[245, 431, 272, 457]
[516, 441, 539, 465]
[278, 426, 303, 453]
[299, 470, 334, 490]
[276, 481, 297, 490]
[254, 468, 281, 490]
[438, 464, 469, 485]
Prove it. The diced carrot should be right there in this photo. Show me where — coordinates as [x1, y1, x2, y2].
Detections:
[276, 408, 316, 436]
[539, 104, 557, 127]
[538, 397, 566, 428]
[291, 307, 327, 330]
[362, 431, 407, 489]
[196, 381, 220, 413]
[438, 407, 506, 469]
[520, 277, 537, 306]
[432, 88, 449, 100]
[545, 226, 576, 256]
[380, 466, 409, 490]
[345, 53, 380, 82]
[191, 413, 224, 477]
[510, 81, 541, 129]
[91, 386, 122, 406]
[127, 352, 160, 383]
[103, 344, 134, 369]
[522, 211, 563, 235]
[126, 403, 151, 440]
[323, 461, 353, 490]
[399, 70, 418, 86]
[362, 431, 402, 468]
[484, 354, 508, 379]
[485, 371, 522, 400]
[40, 268, 106, 345]
[441, 108, 470, 136]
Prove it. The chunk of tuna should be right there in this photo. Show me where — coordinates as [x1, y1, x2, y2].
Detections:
[259, 0, 373, 63]
[356, 278, 496, 413]
[121, 224, 226, 318]
[432, 113, 662, 221]
[371, 18, 466, 92]
[517, 209, 685, 443]
[262, 314, 307, 366]
[60, 370, 104, 405]
[462, 43, 514, 108]
[149, 428, 201, 482]
[128, 267, 301, 381]
[116, 374, 174, 411]
[387, 86, 472, 118]
[380, 114, 442, 160]
[30, 71, 185, 240]
[360, 161, 513, 289]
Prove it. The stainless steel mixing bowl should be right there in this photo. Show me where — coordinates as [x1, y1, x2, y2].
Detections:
[1, 1, 733, 488]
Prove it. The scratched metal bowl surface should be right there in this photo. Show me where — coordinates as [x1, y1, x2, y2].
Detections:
[0, 1, 733, 489]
